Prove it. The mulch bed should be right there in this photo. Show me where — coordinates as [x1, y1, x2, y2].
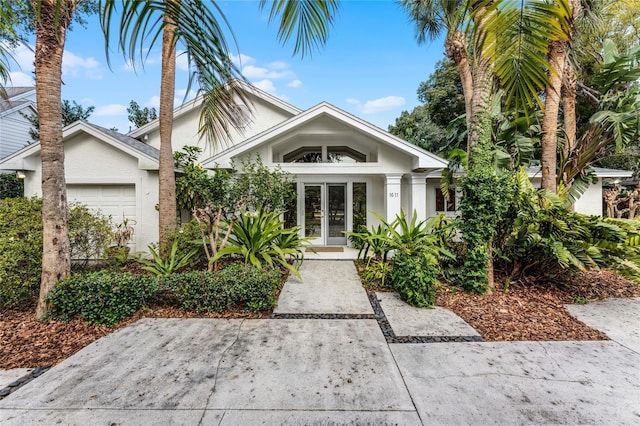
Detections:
[0, 306, 270, 370]
[2, 268, 639, 370]
[437, 269, 640, 342]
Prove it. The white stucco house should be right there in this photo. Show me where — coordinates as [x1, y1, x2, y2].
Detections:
[0, 87, 36, 160]
[0, 82, 632, 252]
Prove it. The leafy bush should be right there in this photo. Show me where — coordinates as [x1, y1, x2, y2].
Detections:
[161, 263, 281, 312]
[0, 198, 126, 308]
[361, 259, 394, 290]
[0, 173, 23, 199]
[216, 209, 307, 278]
[0, 197, 43, 308]
[68, 204, 113, 267]
[458, 168, 515, 293]
[136, 239, 198, 276]
[494, 169, 640, 283]
[390, 250, 439, 308]
[47, 271, 158, 327]
[168, 220, 208, 268]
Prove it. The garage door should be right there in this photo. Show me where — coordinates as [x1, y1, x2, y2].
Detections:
[67, 184, 137, 230]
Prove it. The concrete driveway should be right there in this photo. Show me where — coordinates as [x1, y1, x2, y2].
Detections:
[1, 262, 638, 425]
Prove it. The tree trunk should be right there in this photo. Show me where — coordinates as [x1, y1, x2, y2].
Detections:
[540, 39, 566, 193]
[466, 1, 497, 292]
[561, 60, 577, 162]
[158, 17, 178, 254]
[560, 0, 581, 190]
[445, 30, 473, 129]
[34, 0, 74, 319]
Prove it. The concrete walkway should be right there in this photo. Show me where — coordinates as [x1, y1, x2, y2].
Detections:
[274, 260, 373, 315]
[1, 261, 639, 425]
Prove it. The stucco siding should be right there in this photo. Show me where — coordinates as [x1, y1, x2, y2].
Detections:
[142, 93, 294, 160]
[574, 179, 603, 216]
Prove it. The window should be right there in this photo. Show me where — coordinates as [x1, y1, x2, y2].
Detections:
[352, 182, 367, 231]
[283, 147, 323, 163]
[327, 146, 366, 163]
[435, 188, 456, 212]
[281, 145, 368, 163]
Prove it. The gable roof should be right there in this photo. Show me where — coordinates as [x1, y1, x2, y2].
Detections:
[127, 80, 302, 139]
[203, 101, 449, 171]
[0, 87, 36, 116]
[0, 121, 160, 170]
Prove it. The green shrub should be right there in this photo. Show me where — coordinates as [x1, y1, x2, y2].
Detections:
[136, 239, 198, 276]
[494, 169, 640, 283]
[161, 263, 281, 312]
[47, 271, 158, 327]
[390, 251, 439, 308]
[0, 198, 122, 308]
[216, 209, 307, 278]
[0, 197, 43, 308]
[361, 259, 394, 290]
[0, 173, 23, 199]
[167, 220, 208, 269]
[68, 204, 112, 268]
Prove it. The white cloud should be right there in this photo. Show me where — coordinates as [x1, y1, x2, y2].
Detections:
[9, 43, 35, 70]
[242, 64, 291, 80]
[62, 51, 102, 79]
[176, 88, 198, 101]
[346, 96, 406, 114]
[147, 96, 160, 108]
[94, 103, 128, 116]
[252, 79, 277, 94]
[288, 79, 302, 88]
[8, 71, 33, 86]
[268, 61, 288, 70]
[230, 53, 255, 67]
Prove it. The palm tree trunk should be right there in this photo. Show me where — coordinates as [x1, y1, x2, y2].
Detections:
[445, 30, 473, 128]
[34, 0, 74, 319]
[540, 39, 566, 192]
[561, 63, 577, 189]
[158, 16, 178, 254]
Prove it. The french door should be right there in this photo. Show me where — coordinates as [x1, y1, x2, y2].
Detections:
[303, 183, 347, 245]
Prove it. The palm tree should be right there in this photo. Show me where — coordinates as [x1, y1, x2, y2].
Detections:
[100, 0, 338, 251]
[0, 0, 77, 318]
[401, 0, 573, 290]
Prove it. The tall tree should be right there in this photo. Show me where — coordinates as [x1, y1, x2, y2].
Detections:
[22, 99, 95, 141]
[1, 0, 95, 319]
[127, 100, 157, 129]
[101, 0, 338, 251]
[401, 0, 572, 291]
[389, 58, 465, 155]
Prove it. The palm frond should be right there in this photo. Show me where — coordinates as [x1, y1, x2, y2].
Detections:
[260, 0, 339, 58]
[479, 0, 572, 115]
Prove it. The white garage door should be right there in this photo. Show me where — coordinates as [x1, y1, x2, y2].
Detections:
[67, 184, 137, 227]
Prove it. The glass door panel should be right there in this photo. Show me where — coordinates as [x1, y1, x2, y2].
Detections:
[304, 185, 323, 242]
[327, 184, 347, 245]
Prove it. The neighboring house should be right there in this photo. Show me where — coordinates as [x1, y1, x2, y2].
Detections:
[0, 87, 36, 160]
[0, 82, 632, 251]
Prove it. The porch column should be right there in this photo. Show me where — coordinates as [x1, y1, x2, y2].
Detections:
[385, 173, 402, 222]
[410, 172, 428, 222]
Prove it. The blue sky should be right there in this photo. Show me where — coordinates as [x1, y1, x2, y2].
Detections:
[7, 0, 446, 133]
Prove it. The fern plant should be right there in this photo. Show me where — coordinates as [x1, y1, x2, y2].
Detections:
[494, 168, 640, 283]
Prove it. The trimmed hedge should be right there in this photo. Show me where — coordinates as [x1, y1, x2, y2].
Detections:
[47, 271, 158, 327]
[161, 263, 281, 313]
